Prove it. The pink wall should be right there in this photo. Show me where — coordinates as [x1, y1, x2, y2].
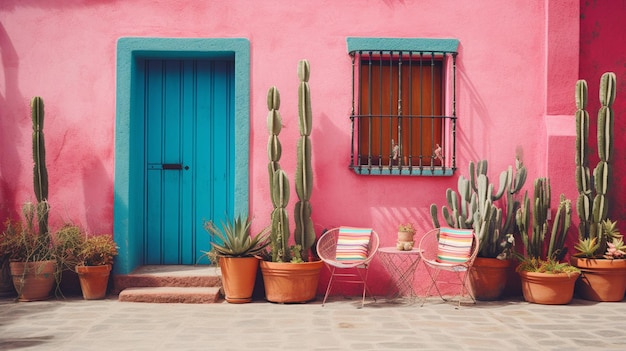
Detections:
[580, 0, 626, 233]
[0, 0, 581, 295]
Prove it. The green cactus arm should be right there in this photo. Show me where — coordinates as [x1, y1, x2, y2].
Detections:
[597, 106, 613, 162]
[429, 204, 441, 228]
[575, 109, 589, 167]
[295, 136, 313, 201]
[575, 79, 588, 110]
[492, 167, 511, 200]
[441, 206, 456, 227]
[267, 86, 281, 110]
[599, 72, 616, 107]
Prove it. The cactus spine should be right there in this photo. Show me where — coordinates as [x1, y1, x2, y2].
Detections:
[430, 156, 526, 258]
[575, 72, 616, 255]
[294, 60, 315, 262]
[266, 60, 316, 263]
[31, 96, 50, 239]
[516, 178, 571, 261]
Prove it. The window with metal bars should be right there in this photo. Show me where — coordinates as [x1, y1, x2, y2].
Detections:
[347, 38, 458, 176]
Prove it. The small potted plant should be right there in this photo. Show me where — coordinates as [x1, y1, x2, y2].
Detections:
[53, 224, 85, 296]
[396, 223, 416, 251]
[75, 234, 118, 300]
[515, 178, 580, 305]
[204, 214, 270, 303]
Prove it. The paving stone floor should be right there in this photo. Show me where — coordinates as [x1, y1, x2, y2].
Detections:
[1, 294, 625, 351]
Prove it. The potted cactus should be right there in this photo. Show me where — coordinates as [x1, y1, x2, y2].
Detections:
[0, 97, 57, 302]
[260, 59, 323, 303]
[515, 178, 580, 305]
[430, 155, 526, 300]
[570, 72, 626, 302]
[203, 215, 270, 303]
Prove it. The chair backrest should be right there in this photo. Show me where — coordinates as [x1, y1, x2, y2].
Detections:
[419, 227, 478, 265]
[317, 227, 379, 265]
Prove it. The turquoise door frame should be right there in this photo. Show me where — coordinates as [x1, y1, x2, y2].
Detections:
[114, 38, 250, 275]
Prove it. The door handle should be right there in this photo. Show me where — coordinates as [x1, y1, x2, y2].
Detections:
[162, 164, 183, 170]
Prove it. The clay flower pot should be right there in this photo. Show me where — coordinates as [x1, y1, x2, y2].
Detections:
[571, 257, 626, 302]
[219, 256, 260, 303]
[519, 270, 580, 305]
[76, 264, 112, 300]
[469, 257, 511, 301]
[260, 260, 323, 303]
[10, 260, 56, 302]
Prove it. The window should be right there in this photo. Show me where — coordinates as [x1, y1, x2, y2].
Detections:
[347, 38, 458, 176]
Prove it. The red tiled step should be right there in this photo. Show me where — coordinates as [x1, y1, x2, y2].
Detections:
[118, 287, 221, 304]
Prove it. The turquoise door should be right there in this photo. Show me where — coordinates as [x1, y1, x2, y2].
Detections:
[142, 59, 234, 264]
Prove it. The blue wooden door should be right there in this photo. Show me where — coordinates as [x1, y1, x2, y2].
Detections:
[143, 59, 234, 264]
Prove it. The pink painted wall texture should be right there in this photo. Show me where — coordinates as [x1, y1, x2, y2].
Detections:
[0, 0, 596, 296]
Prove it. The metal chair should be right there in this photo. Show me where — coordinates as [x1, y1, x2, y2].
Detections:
[316, 227, 380, 308]
[418, 227, 479, 308]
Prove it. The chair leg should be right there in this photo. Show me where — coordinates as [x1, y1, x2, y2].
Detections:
[358, 266, 373, 308]
[322, 266, 336, 307]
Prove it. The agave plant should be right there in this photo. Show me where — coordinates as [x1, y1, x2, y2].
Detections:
[204, 215, 270, 260]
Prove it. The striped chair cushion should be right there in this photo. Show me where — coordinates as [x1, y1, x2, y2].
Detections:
[436, 227, 474, 264]
[336, 227, 372, 261]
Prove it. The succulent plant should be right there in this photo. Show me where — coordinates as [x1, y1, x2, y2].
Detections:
[204, 215, 270, 259]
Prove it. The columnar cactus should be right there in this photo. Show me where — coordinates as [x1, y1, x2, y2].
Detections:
[31, 96, 49, 238]
[575, 72, 616, 255]
[266, 59, 316, 263]
[516, 178, 571, 261]
[294, 60, 315, 262]
[430, 156, 526, 258]
[267, 86, 290, 263]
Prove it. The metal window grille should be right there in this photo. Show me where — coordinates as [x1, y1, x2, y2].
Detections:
[349, 50, 457, 176]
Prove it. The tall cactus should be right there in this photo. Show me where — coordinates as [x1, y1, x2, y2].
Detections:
[430, 156, 526, 258]
[267, 87, 290, 263]
[31, 96, 49, 239]
[575, 72, 616, 255]
[266, 59, 317, 263]
[294, 60, 315, 262]
[516, 178, 571, 261]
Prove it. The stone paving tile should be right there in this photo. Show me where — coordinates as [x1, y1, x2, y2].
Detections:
[1, 295, 626, 350]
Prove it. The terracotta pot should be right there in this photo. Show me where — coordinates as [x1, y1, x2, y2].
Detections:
[396, 231, 415, 251]
[219, 256, 259, 303]
[519, 270, 580, 305]
[76, 264, 111, 300]
[469, 257, 511, 301]
[10, 260, 56, 302]
[571, 257, 626, 302]
[260, 260, 323, 303]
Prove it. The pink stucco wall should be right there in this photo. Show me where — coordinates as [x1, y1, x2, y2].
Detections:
[0, 0, 581, 296]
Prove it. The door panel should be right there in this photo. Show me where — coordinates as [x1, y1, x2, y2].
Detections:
[143, 59, 234, 264]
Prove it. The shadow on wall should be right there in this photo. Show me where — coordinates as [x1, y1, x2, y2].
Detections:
[455, 43, 488, 164]
[82, 156, 113, 234]
[0, 22, 25, 223]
